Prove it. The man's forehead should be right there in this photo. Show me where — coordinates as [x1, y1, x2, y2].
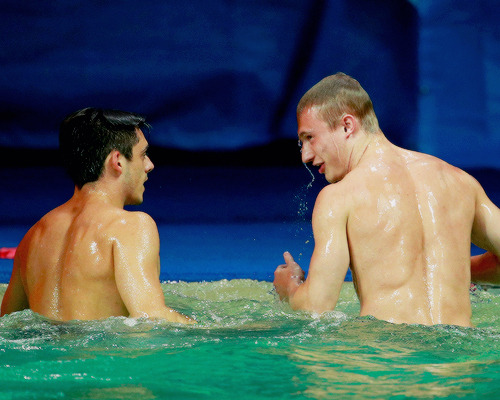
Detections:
[134, 128, 149, 148]
[301, 105, 320, 116]
[135, 127, 145, 137]
[136, 128, 147, 141]
[297, 107, 321, 136]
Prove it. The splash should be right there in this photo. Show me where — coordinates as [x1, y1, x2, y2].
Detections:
[289, 164, 318, 262]
[0, 282, 499, 400]
[303, 162, 315, 189]
[294, 163, 316, 220]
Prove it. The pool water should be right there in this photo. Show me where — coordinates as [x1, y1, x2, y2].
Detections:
[1, 280, 499, 399]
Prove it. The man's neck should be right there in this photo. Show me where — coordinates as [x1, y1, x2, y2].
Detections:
[346, 129, 386, 173]
[73, 181, 125, 209]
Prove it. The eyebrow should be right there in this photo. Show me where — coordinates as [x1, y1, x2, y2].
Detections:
[298, 130, 312, 141]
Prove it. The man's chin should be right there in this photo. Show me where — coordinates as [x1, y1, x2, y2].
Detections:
[325, 175, 340, 184]
[125, 197, 144, 206]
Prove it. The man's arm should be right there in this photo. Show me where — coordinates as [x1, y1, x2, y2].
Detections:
[274, 186, 350, 313]
[1, 253, 29, 316]
[113, 212, 195, 324]
[471, 180, 500, 284]
[471, 252, 500, 284]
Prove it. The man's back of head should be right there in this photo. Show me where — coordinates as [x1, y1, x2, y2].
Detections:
[59, 107, 148, 189]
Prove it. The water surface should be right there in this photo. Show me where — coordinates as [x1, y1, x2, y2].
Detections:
[0, 281, 499, 399]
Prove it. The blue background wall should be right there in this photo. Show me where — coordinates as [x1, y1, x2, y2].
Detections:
[417, 0, 500, 168]
[1, 1, 500, 282]
[1, 0, 419, 156]
[3, 1, 498, 167]
[2, 1, 499, 166]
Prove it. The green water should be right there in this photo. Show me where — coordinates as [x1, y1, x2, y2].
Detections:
[0, 280, 499, 399]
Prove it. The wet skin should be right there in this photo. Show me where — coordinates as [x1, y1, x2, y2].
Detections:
[274, 107, 500, 326]
[1, 130, 194, 324]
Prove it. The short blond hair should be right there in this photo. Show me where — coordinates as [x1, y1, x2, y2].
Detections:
[297, 73, 379, 133]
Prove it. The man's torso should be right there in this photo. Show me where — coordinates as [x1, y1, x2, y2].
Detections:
[341, 143, 476, 325]
[18, 200, 129, 320]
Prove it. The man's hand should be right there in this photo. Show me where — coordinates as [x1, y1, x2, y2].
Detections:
[273, 252, 305, 301]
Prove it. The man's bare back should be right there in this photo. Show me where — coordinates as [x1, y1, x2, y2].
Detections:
[20, 198, 139, 320]
[274, 73, 500, 326]
[338, 140, 476, 325]
[5, 187, 192, 323]
[1, 108, 194, 324]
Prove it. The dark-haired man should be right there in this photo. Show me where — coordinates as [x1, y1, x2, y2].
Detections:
[1, 108, 194, 324]
[274, 73, 500, 327]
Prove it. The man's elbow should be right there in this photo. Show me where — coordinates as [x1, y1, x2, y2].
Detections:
[471, 252, 500, 284]
[0, 303, 26, 317]
[0, 295, 29, 317]
[288, 289, 337, 315]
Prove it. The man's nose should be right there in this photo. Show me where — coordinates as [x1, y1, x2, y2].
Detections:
[301, 145, 313, 164]
[146, 156, 154, 173]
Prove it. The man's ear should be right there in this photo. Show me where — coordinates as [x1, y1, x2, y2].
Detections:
[106, 150, 124, 176]
[341, 114, 358, 138]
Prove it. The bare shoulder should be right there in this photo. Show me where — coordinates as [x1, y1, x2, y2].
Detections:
[117, 210, 157, 225]
[431, 156, 480, 191]
[313, 182, 351, 222]
[403, 148, 461, 172]
[18, 204, 67, 246]
[316, 181, 348, 204]
[109, 210, 158, 233]
[402, 148, 478, 187]
[107, 210, 160, 248]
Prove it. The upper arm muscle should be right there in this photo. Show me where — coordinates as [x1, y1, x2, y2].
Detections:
[112, 212, 165, 318]
[472, 182, 500, 255]
[291, 186, 350, 312]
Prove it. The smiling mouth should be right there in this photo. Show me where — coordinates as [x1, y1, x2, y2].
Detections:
[318, 164, 325, 174]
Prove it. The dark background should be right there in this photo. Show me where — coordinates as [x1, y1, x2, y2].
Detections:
[2, 0, 499, 168]
[1, 0, 419, 165]
[1, 0, 499, 281]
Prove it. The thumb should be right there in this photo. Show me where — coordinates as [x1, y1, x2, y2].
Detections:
[283, 251, 295, 265]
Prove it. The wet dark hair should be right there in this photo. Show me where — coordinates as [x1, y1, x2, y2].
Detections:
[59, 107, 148, 188]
